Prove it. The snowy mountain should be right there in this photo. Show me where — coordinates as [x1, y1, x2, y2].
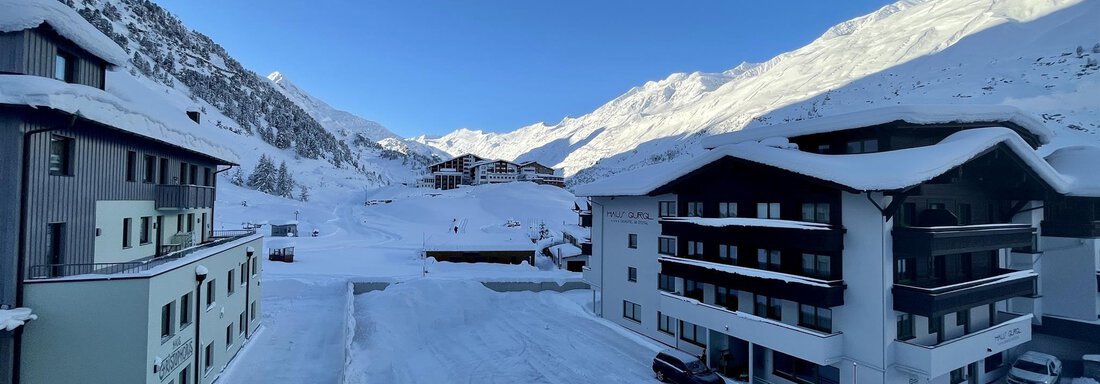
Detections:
[64, 0, 428, 191]
[425, 0, 1100, 187]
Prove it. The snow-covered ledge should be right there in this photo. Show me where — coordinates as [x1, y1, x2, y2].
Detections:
[1, 307, 37, 331]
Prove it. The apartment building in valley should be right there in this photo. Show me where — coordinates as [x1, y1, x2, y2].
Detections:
[577, 105, 1100, 384]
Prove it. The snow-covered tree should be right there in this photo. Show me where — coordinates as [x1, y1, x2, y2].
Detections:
[247, 154, 277, 194]
[229, 168, 245, 186]
[275, 161, 295, 198]
[1077, 45, 1086, 58]
[1094, 43, 1100, 54]
[298, 185, 311, 202]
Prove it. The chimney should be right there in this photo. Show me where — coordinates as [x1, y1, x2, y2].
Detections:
[186, 111, 201, 124]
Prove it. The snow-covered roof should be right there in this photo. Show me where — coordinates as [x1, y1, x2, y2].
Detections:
[0, 308, 36, 331]
[661, 217, 833, 231]
[704, 104, 1053, 149]
[578, 128, 1070, 197]
[0, 0, 129, 66]
[548, 243, 582, 258]
[573, 197, 590, 212]
[561, 224, 590, 241]
[424, 234, 533, 252]
[0, 75, 237, 165]
[269, 220, 299, 226]
[1043, 145, 1100, 197]
[661, 255, 838, 287]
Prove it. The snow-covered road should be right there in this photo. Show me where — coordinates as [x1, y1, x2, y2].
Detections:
[345, 279, 661, 384]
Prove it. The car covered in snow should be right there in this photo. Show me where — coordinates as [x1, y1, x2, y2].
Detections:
[652, 349, 724, 384]
[1006, 351, 1062, 384]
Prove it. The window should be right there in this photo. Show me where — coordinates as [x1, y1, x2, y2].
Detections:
[240, 263, 247, 285]
[897, 314, 914, 340]
[801, 254, 832, 279]
[679, 321, 705, 346]
[658, 237, 676, 256]
[685, 202, 704, 217]
[657, 312, 674, 335]
[178, 366, 189, 384]
[627, 234, 638, 249]
[757, 202, 781, 219]
[179, 162, 189, 184]
[45, 223, 64, 277]
[773, 351, 840, 384]
[251, 258, 258, 276]
[48, 135, 73, 176]
[984, 352, 1004, 373]
[658, 201, 677, 217]
[801, 203, 830, 224]
[754, 295, 782, 321]
[956, 309, 970, 332]
[204, 343, 213, 373]
[622, 300, 641, 322]
[250, 301, 257, 321]
[227, 270, 235, 296]
[190, 164, 198, 186]
[161, 302, 174, 339]
[187, 213, 194, 232]
[657, 274, 675, 292]
[757, 249, 780, 271]
[950, 367, 966, 384]
[54, 51, 75, 82]
[684, 279, 704, 301]
[716, 286, 738, 311]
[687, 241, 703, 257]
[719, 202, 737, 218]
[846, 139, 879, 154]
[239, 312, 246, 335]
[204, 167, 213, 186]
[206, 279, 216, 307]
[895, 258, 915, 283]
[159, 158, 169, 184]
[143, 155, 156, 183]
[718, 244, 737, 264]
[125, 151, 137, 181]
[226, 323, 234, 349]
[627, 267, 637, 282]
[928, 315, 944, 338]
[180, 293, 192, 328]
[799, 304, 832, 332]
[139, 216, 151, 245]
[122, 218, 132, 248]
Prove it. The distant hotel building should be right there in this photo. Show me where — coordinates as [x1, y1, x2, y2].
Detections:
[422, 153, 564, 189]
[0, 2, 261, 383]
[578, 105, 1100, 384]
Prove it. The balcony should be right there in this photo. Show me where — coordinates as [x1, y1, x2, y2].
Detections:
[1041, 220, 1100, 238]
[893, 269, 1037, 318]
[27, 230, 256, 279]
[893, 224, 1035, 258]
[894, 312, 1033, 379]
[659, 292, 844, 366]
[660, 256, 845, 308]
[579, 213, 592, 227]
[155, 184, 215, 210]
[580, 242, 592, 255]
[661, 217, 844, 254]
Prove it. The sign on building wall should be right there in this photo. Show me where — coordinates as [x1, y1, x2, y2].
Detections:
[606, 210, 655, 226]
[158, 337, 194, 381]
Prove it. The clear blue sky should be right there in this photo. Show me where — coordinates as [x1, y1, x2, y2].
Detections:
[156, 0, 895, 138]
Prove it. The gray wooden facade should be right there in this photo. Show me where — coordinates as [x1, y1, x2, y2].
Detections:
[0, 26, 107, 89]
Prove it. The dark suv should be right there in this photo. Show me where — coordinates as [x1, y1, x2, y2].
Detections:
[652, 349, 724, 384]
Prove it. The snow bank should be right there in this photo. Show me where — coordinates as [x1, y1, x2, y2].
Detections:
[579, 127, 1073, 196]
[561, 224, 590, 241]
[0, 0, 129, 66]
[0, 307, 37, 331]
[0, 75, 238, 164]
[705, 104, 1054, 148]
[662, 216, 833, 231]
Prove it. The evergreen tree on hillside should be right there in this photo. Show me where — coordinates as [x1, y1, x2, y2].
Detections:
[230, 168, 245, 186]
[298, 185, 311, 202]
[247, 154, 277, 194]
[275, 161, 295, 198]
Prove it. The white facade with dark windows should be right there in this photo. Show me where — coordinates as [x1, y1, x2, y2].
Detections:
[577, 105, 1100, 384]
[0, 2, 262, 383]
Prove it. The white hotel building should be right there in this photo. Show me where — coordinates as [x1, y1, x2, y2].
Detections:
[577, 106, 1100, 384]
[0, 2, 262, 383]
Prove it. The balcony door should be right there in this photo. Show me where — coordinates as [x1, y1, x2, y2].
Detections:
[155, 215, 164, 256]
[200, 213, 208, 243]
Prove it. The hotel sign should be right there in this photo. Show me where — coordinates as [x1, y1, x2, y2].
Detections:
[993, 325, 1024, 347]
[158, 337, 194, 381]
[606, 210, 655, 226]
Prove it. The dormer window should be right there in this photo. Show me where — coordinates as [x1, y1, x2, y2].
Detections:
[54, 50, 76, 83]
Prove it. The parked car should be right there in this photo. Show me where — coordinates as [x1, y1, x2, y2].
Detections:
[1006, 351, 1062, 384]
[652, 349, 724, 384]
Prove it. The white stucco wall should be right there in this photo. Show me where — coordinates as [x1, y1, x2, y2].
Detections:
[1041, 237, 1099, 321]
[94, 200, 212, 264]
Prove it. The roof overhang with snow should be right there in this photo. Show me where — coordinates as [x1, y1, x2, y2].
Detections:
[577, 128, 1071, 197]
[0, 0, 130, 67]
[0, 75, 237, 166]
[703, 105, 1053, 149]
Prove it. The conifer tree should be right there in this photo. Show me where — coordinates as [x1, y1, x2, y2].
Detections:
[298, 185, 311, 202]
[275, 161, 295, 198]
[247, 154, 277, 194]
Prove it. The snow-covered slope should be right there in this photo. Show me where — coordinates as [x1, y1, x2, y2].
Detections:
[425, 0, 1100, 186]
[267, 71, 398, 142]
